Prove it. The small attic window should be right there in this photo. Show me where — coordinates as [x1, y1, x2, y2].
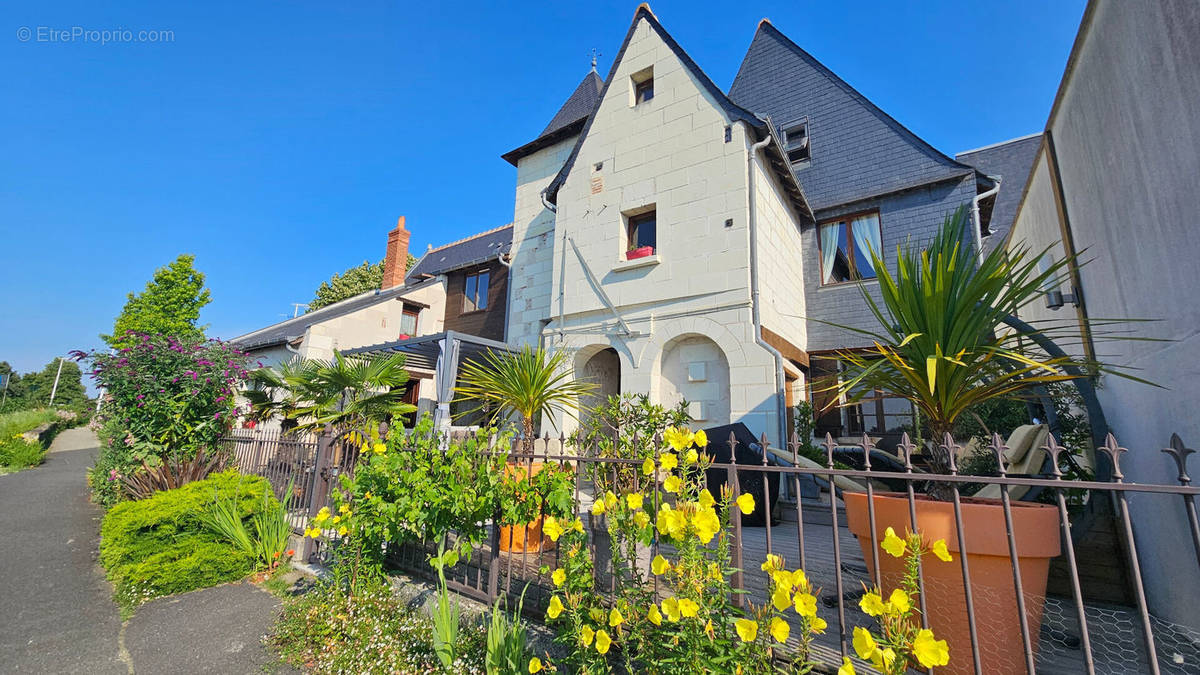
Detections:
[631, 66, 654, 105]
[783, 119, 810, 164]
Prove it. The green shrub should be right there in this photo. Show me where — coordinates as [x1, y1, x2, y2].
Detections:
[0, 436, 46, 470]
[99, 470, 278, 610]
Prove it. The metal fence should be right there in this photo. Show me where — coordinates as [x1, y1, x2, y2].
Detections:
[221, 425, 1200, 674]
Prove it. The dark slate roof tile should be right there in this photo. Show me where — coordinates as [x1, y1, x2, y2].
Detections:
[501, 72, 604, 166]
[406, 224, 513, 280]
[956, 134, 1043, 247]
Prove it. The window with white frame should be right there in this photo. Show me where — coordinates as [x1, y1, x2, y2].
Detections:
[783, 119, 810, 164]
[818, 211, 881, 284]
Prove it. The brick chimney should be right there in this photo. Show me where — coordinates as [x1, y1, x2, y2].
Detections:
[382, 216, 410, 290]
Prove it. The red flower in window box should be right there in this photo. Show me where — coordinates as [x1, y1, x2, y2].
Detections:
[627, 246, 654, 260]
[398, 333, 411, 341]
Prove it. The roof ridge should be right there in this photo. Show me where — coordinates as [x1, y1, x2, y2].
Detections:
[739, 21, 973, 174]
[424, 223, 514, 254]
[955, 132, 1043, 157]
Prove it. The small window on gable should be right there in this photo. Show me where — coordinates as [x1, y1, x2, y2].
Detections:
[626, 210, 656, 259]
[399, 306, 418, 337]
[463, 270, 490, 312]
[783, 119, 810, 164]
[631, 66, 654, 105]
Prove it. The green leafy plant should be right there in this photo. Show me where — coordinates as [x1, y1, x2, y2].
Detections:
[307, 255, 416, 312]
[245, 352, 416, 430]
[454, 345, 595, 449]
[431, 543, 464, 669]
[486, 586, 534, 675]
[99, 471, 275, 612]
[570, 393, 690, 493]
[818, 207, 1145, 498]
[101, 253, 212, 349]
[198, 476, 295, 570]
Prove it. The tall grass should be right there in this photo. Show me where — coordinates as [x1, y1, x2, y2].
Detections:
[0, 408, 58, 471]
[197, 476, 293, 569]
[0, 408, 58, 438]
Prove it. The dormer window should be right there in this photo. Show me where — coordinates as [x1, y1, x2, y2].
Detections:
[783, 119, 810, 164]
[631, 67, 654, 105]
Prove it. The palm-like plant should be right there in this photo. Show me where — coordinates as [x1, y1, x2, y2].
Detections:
[453, 345, 595, 450]
[246, 352, 416, 431]
[822, 207, 1139, 490]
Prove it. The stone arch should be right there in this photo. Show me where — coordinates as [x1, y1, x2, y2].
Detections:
[575, 343, 622, 429]
[656, 333, 731, 427]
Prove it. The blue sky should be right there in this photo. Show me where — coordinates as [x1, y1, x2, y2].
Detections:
[1, 0, 1086, 380]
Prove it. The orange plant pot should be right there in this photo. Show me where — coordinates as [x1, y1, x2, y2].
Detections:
[498, 461, 553, 554]
[844, 492, 1061, 675]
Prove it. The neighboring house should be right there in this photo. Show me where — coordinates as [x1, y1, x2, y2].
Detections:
[955, 133, 1042, 253]
[232, 218, 448, 420]
[1004, 0, 1200, 631]
[503, 6, 995, 448]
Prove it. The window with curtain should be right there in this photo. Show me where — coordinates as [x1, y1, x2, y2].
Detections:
[818, 212, 881, 284]
[463, 270, 490, 312]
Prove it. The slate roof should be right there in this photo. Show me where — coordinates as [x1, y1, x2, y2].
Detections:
[501, 71, 604, 166]
[231, 279, 433, 352]
[542, 6, 814, 225]
[956, 133, 1043, 247]
[729, 20, 976, 212]
[406, 224, 513, 280]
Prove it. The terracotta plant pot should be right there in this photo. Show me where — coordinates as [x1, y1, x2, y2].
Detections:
[844, 492, 1061, 675]
[498, 461, 553, 554]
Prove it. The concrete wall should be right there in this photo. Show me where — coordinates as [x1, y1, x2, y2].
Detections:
[804, 177, 976, 351]
[1010, 0, 1200, 629]
[752, 157, 808, 355]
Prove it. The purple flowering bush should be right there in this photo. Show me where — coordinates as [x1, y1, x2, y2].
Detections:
[75, 332, 250, 506]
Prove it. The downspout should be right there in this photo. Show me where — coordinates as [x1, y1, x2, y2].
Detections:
[744, 123, 789, 449]
[540, 190, 567, 348]
[497, 250, 512, 342]
[971, 174, 1002, 253]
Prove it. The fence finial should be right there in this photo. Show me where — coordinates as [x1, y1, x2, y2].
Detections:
[897, 432, 915, 471]
[822, 432, 836, 469]
[1044, 434, 1065, 478]
[1163, 433, 1194, 485]
[940, 432, 960, 474]
[1101, 433, 1128, 481]
[859, 433, 873, 470]
[990, 431, 1010, 475]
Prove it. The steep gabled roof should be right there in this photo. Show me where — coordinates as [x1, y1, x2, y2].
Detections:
[957, 133, 1043, 247]
[543, 5, 814, 224]
[406, 224, 513, 280]
[729, 20, 976, 211]
[501, 71, 604, 167]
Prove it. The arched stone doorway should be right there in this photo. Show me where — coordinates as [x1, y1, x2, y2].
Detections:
[578, 347, 621, 429]
[659, 335, 731, 427]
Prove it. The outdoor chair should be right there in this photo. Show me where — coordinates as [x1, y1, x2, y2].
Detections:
[974, 424, 1050, 501]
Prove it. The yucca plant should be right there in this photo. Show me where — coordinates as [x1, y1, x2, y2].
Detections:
[454, 344, 594, 451]
[198, 477, 293, 569]
[247, 352, 416, 430]
[820, 206, 1144, 498]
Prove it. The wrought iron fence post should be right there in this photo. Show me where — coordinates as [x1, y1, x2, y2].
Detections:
[300, 425, 334, 563]
[1162, 433, 1200, 568]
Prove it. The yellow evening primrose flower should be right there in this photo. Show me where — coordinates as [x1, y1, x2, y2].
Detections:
[570, 519, 584, 533]
[303, 527, 319, 538]
[332, 515, 341, 524]
[859, 592, 887, 617]
[528, 656, 544, 673]
[364, 491, 372, 499]
[852, 627, 879, 661]
[881, 527, 907, 558]
[761, 553, 784, 572]
[708, 562, 722, 581]
[642, 458, 655, 476]
[633, 511, 650, 529]
[551, 568, 566, 587]
[811, 616, 828, 633]
[794, 592, 818, 618]
[931, 538, 953, 562]
[792, 568, 808, 590]
[771, 587, 792, 612]
[772, 569, 796, 591]
[694, 429, 707, 447]
[647, 603, 663, 626]
[769, 616, 790, 643]
[705, 619, 715, 640]
[338, 526, 348, 537]
[314, 507, 331, 524]
[692, 509, 720, 544]
[736, 493, 756, 515]
[626, 493, 643, 510]
[664, 427, 694, 451]
[874, 647, 898, 671]
[685, 448, 699, 464]
[604, 491, 618, 508]
[888, 588, 911, 614]
[339, 504, 350, 514]
[609, 607, 624, 627]
[591, 499, 606, 516]
[651, 554, 670, 575]
[662, 597, 682, 622]
[659, 453, 678, 471]
[663, 475, 681, 493]
[735, 618, 758, 642]
[838, 656, 856, 675]
[698, 489, 715, 509]
[580, 624, 594, 646]
[372, 442, 386, 456]
[913, 629, 950, 667]
[542, 517, 563, 542]
[594, 629, 612, 655]
[678, 598, 699, 618]
[546, 595, 564, 620]
[589, 608, 605, 623]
